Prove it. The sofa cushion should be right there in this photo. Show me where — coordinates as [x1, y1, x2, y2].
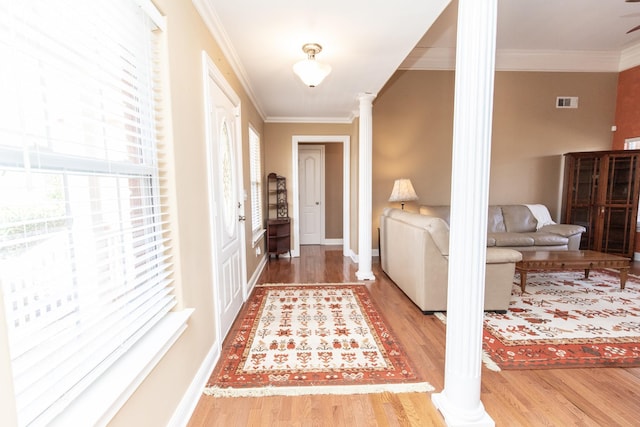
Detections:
[486, 247, 523, 264]
[419, 205, 450, 223]
[385, 207, 450, 255]
[501, 205, 537, 233]
[538, 223, 586, 237]
[490, 232, 534, 247]
[487, 206, 506, 232]
[486, 235, 496, 246]
[522, 232, 568, 246]
[427, 219, 451, 256]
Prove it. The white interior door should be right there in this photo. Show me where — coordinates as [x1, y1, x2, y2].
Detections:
[205, 58, 246, 340]
[299, 145, 324, 245]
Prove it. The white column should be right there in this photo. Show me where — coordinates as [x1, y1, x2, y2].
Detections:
[356, 92, 376, 281]
[431, 1, 498, 426]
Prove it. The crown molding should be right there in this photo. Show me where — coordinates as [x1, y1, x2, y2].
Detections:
[496, 49, 620, 72]
[265, 116, 355, 124]
[620, 43, 640, 71]
[399, 46, 640, 73]
[191, 0, 266, 121]
[399, 47, 455, 70]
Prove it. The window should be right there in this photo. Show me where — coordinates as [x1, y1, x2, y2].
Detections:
[0, 1, 177, 425]
[249, 126, 264, 241]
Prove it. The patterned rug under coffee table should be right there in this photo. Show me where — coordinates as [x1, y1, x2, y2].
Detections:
[481, 269, 640, 370]
[204, 283, 432, 397]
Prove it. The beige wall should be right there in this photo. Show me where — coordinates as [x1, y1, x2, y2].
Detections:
[325, 143, 344, 239]
[264, 123, 358, 249]
[373, 70, 618, 248]
[108, 0, 265, 425]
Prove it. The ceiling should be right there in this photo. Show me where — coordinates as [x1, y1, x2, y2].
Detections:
[194, 0, 640, 123]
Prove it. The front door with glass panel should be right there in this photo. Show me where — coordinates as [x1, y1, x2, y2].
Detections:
[207, 66, 245, 340]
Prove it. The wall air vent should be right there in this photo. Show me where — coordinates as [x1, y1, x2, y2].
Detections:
[556, 96, 578, 109]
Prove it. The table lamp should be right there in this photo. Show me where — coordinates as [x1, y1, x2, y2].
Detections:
[388, 178, 418, 210]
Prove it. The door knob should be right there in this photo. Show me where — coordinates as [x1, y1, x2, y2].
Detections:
[315, 202, 320, 205]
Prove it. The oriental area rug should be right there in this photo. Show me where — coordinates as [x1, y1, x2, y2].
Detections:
[438, 269, 640, 370]
[204, 283, 432, 397]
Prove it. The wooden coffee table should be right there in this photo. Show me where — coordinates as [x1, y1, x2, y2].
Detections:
[515, 250, 630, 292]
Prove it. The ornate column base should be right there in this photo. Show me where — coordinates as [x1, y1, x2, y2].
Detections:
[355, 270, 375, 281]
[432, 392, 495, 427]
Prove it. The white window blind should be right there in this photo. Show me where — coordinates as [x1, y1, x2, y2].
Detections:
[0, 1, 175, 426]
[249, 127, 264, 236]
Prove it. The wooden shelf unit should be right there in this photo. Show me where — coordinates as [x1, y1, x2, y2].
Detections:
[267, 173, 290, 257]
[267, 218, 291, 258]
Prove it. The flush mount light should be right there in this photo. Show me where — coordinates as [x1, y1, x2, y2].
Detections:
[292, 43, 332, 87]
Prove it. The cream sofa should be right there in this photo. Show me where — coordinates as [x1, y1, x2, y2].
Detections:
[419, 204, 585, 251]
[379, 208, 522, 313]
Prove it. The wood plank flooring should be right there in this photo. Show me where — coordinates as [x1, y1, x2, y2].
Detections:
[187, 246, 640, 426]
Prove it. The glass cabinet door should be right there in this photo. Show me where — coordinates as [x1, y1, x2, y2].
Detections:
[566, 155, 600, 250]
[599, 154, 639, 255]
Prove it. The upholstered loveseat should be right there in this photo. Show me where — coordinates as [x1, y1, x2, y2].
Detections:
[379, 208, 522, 313]
[419, 204, 585, 251]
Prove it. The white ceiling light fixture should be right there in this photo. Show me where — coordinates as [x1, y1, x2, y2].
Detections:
[293, 43, 332, 87]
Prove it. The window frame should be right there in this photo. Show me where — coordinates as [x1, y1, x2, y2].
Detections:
[248, 125, 265, 246]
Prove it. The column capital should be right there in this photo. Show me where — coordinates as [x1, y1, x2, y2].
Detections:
[357, 92, 377, 104]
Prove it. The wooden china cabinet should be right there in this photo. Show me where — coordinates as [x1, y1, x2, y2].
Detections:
[563, 150, 640, 258]
[266, 173, 291, 258]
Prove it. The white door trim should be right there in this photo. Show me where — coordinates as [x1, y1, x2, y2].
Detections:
[202, 51, 248, 343]
[292, 135, 350, 257]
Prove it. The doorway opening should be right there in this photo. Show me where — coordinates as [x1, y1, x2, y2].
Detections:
[292, 135, 350, 257]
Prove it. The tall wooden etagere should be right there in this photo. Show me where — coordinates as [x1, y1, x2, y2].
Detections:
[266, 173, 291, 258]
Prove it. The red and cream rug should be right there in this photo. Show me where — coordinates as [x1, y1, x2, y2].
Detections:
[204, 284, 432, 397]
[437, 269, 640, 370]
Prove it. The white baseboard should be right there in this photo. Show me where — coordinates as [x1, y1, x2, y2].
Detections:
[168, 342, 219, 427]
[169, 255, 268, 427]
[245, 254, 267, 299]
[322, 238, 344, 245]
[347, 249, 380, 262]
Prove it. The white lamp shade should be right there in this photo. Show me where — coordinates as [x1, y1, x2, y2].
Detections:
[388, 178, 418, 203]
[293, 59, 332, 87]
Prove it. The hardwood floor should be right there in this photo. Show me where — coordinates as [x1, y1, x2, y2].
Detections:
[187, 246, 640, 426]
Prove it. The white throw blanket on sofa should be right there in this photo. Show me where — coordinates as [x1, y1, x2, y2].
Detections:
[525, 204, 556, 230]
